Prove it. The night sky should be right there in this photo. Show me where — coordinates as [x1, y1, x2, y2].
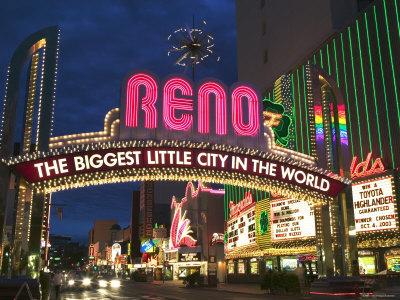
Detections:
[0, 1, 236, 243]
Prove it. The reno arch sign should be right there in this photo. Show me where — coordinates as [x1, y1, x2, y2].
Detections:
[119, 72, 264, 150]
[7, 71, 348, 200]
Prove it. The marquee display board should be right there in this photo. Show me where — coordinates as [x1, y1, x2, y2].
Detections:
[226, 192, 256, 252]
[350, 153, 399, 234]
[270, 198, 316, 241]
[4, 72, 347, 202]
[352, 176, 398, 233]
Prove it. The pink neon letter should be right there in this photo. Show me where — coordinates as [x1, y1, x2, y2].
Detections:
[163, 77, 193, 131]
[231, 86, 259, 136]
[125, 73, 158, 128]
[198, 82, 227, 135]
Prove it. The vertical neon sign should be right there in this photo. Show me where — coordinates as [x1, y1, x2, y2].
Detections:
[314, 105, 324, 142]
[337, 104, 348, 146]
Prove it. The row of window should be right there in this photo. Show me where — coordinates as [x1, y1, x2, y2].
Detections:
[227, 258, 260, 275]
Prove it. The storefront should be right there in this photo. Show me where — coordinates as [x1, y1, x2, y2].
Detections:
[358, 250, 377, 275]
[385, 249, 400, 272]
[226, 255, 264, 283]
[165, 248, 208, 280]
[225, 193, 318, 283]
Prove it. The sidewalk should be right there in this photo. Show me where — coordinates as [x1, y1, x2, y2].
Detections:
[152, 280, 266, 295]
[213, 283, 266, 295]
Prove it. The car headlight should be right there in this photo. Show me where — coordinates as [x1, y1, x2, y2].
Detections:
[110, 279, 121, 288]
[68, 279, 75, 286]
[98, 279, 107, 288]
[82, 278, 91, 286]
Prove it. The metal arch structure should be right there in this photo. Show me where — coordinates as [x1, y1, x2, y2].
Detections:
[0, 28, 348, 277]
[308, 64, 356, 277]
[5, 112, 346, 202]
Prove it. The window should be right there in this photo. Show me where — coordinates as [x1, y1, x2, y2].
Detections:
[262, 21, 266, 36]
[250, 258, 259, 274]
[228, 261, 235, 274]
[260, 0, 266, 9]
[265, 259, 273, 270]
[280, 257, 298, 271]
[263, 49, 268, 64]
[238, 259, 245, 274]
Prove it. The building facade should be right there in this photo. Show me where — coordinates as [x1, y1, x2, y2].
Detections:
[139, 181, 155, 238]
[236, 0, 359, 91]
[164, 182, 225, 282]
[233, 0, 400, 276]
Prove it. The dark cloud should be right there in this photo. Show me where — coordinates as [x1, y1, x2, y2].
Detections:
[0, 0, 236, 241]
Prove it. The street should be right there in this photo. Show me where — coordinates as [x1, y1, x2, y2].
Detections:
[59, 281, 294, 300]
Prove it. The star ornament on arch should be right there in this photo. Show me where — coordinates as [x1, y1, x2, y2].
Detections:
[263, 99, 292, 147]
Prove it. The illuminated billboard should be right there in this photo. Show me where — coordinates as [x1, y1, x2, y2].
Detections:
[140, 239, 156, 253]
[270, 198, 315, 241]
[226, 192, 256, 252]
[352, 176, 398, 233]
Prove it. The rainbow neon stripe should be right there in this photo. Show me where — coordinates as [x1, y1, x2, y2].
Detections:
[330, 103, 336, 143]
[337, 104, 349, 146]
[314, 104, 348, 146]
[314, 105, 324, 142]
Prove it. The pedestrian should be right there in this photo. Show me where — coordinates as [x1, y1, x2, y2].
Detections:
[53, 272, 63, 299]
[294, 265, 306, 294]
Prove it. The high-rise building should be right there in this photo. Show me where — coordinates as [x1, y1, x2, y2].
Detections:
[166, 182, 225, 281]
[88, 220, 118, 246]
[233, 0, 400, 277]
[130, 191, 141, 259]
[236, 0, 358, 91]
[139, 181, 154, 238]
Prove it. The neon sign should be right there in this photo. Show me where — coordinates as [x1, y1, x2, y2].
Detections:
[170, 196, 197, 249]
[15, 147, 344, 196]
[350, 152, 385, 179]
[263, 99, 292, 147]
[229, 191, 254, 218]
[226, 192, 256, 252]
[123, 72, 260, 137]
[210, 233, 224, 246]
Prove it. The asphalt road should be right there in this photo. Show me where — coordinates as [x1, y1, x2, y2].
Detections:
[59, 281, 294, 300]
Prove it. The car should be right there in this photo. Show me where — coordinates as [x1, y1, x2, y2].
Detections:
[63, 271, 94, 291]
[93, 274, 122, 289]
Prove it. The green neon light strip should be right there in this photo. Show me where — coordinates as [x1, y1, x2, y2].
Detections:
[374, 6, 395, 167]
[340, 32, 355, 157]
[326, 44, 331, 75]
[302, 65, 311, 154]
[383, 0, 400, 130]
[333, 39, 340, 87]
[319, 49, 324, 68]
[348, 27, 364, 159]
[364, 12, 384, 158]
[223, 185, 227, 220]
[395, 0, 400, 40]
[356, 19, 373, 151]
[291, 73, 299, 151]
[296, 69, 305, 153]
[313, 54, 317, 65]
